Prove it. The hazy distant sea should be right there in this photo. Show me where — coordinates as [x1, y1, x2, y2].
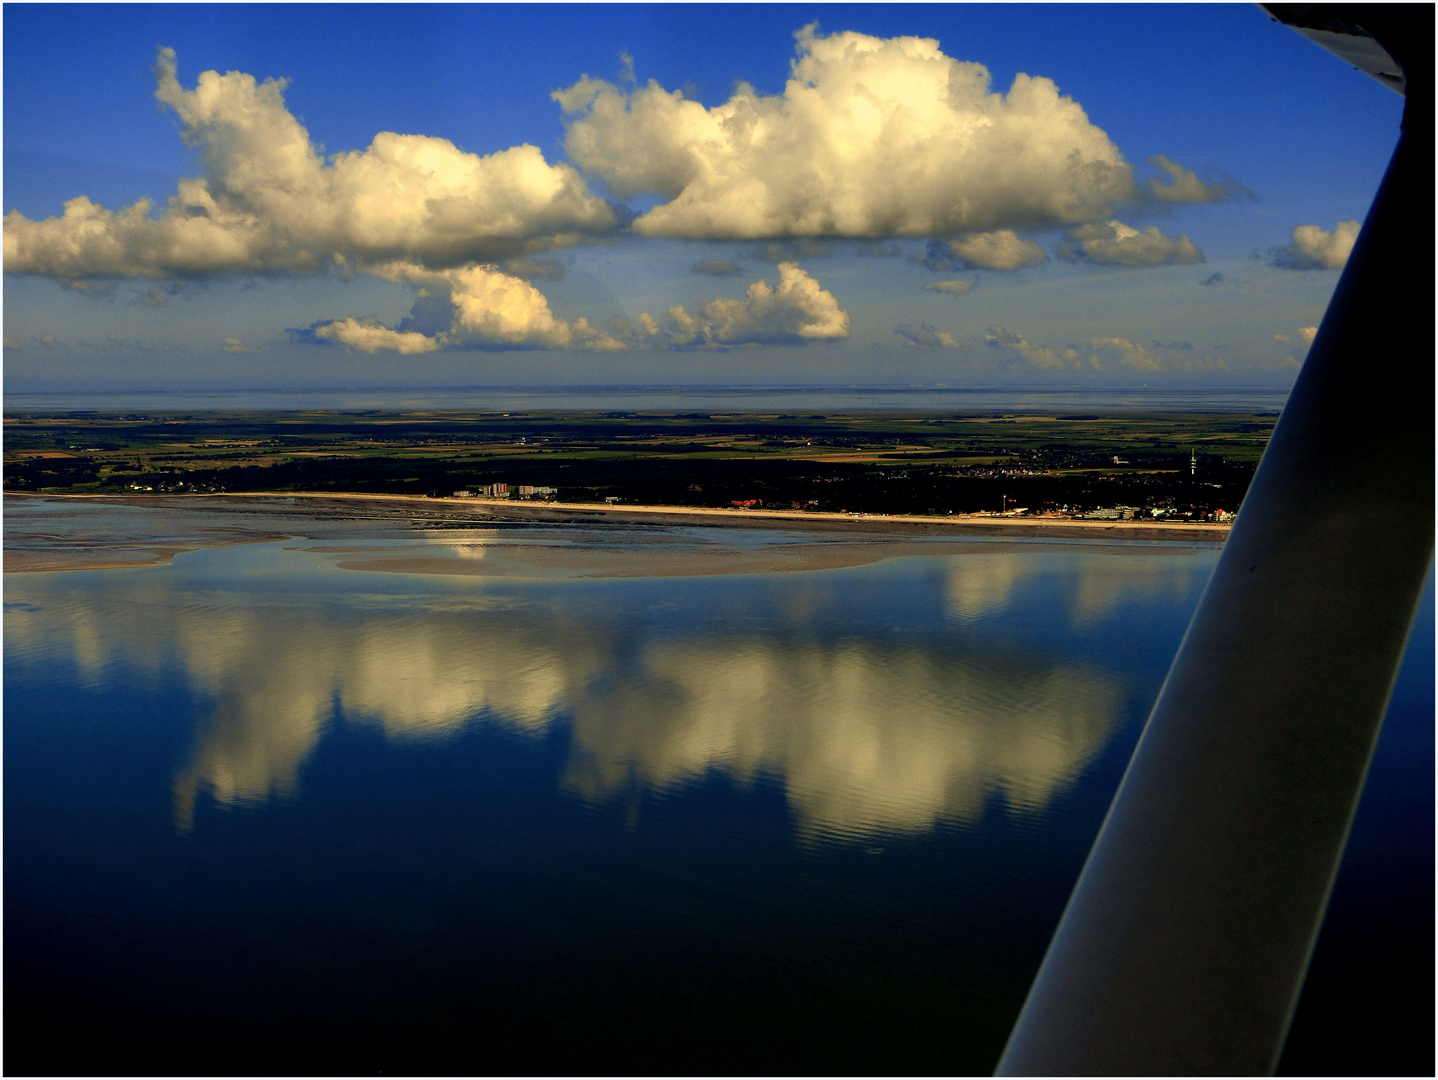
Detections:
[4, 384, 1290, 414]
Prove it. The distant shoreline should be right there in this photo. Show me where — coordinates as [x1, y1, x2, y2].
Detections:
[4, 488, 1232, 542]
[1, 386, 1293, 414]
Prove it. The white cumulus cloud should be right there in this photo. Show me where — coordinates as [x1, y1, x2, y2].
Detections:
[555, 27, 1136, 240]
[303, 261, 845, 354]
[943, 230, 1048, 270]
[3, 48, 615, 280]
[1298, 325, 1318, 343]
[1270, 220, 1360, 270]
[1057, 219, 1203, 266]
[1088, 336, 1224, 372]
[984, 325, 1079, 369]
[895, 322, 959, 348]
[314, 319, 442, 355]
[306, 262, 623, 354]
[380, 263, 579, 347]
[1089, 336, 1162, 371]
[923, 280, 972, 295]
[664, 262, 850, 346]
[985, 325, 1222, 373]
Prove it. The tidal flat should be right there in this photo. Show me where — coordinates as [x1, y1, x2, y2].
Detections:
[3, 495, 1429, 1075]
[3, 492, 1225, 576]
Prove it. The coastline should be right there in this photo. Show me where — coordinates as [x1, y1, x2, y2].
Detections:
[314, 490, 1233, 537]
[4, 490, 1229, 576]
[4, 488, 1232, 535]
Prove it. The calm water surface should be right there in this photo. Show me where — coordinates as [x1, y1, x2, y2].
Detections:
[5, 383, 1290, 414]
[4, 511, 1429, 1074]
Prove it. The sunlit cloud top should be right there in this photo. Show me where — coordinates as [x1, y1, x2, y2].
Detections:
[1, 6, 1402, 386]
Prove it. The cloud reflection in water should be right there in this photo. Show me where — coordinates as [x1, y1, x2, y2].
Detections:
[945, 550, 1205, 626]
[562, 638, 1118, 840]
[1, 548, 1203, 840]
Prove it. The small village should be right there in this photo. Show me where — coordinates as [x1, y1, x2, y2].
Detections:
[449, 483, 557, 499]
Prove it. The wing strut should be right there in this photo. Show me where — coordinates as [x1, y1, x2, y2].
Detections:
[997, 8, 1432, 1074]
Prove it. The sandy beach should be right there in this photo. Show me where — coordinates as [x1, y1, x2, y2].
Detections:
[292, 490, 1233, 537]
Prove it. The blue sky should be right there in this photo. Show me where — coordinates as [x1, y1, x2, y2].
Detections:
[3, 4, 1403, 391]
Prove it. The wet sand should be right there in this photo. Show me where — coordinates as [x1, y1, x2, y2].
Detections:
[329, 538, 1070, 580]
[4, 491, 1228, 577]
[4, 546, 202, 573]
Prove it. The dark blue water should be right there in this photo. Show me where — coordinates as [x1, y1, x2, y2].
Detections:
[1278, 571, 1435, 1077]
[4, 537, 1429, 1074]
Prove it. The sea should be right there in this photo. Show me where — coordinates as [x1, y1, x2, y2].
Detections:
[3, 384, 1291, 414]
[3, 493, 1430, 1073]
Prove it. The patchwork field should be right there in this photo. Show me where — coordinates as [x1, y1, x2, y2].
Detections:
[4, 409, 1274, 519]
